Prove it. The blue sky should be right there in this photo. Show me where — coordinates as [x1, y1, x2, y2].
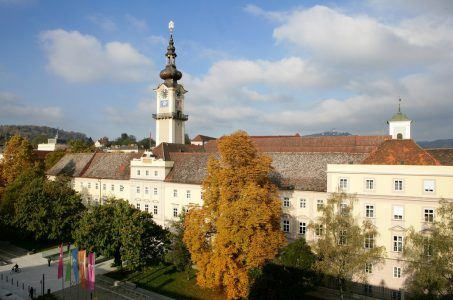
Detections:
[1, 0, 453, 141]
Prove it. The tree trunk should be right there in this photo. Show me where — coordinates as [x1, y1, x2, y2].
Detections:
[114, 247, 122, 267]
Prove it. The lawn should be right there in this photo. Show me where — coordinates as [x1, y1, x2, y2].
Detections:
[106, 264, 226, 300]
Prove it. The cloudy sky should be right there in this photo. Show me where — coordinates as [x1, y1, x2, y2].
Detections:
[1, 0, 452, 141]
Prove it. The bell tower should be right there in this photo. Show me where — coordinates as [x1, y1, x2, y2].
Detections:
[153, 21, 188, 146]
[387, 98, 412, 140]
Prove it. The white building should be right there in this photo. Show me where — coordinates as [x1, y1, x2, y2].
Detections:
[46, 29, 453, 297]
[37, 133, 67, 151]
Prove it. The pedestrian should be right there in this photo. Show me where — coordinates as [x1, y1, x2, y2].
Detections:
[47, 257, 51, 267]
[29, 286, 34, 299]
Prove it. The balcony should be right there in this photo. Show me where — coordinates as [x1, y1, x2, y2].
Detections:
[152, 111, 189, 121]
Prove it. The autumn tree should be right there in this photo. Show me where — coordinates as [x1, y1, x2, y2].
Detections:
[309, 192, 385, 300]
[183, 131, 285, 299]
[403, 199, 453, 298]
[1, 134, 35, 185]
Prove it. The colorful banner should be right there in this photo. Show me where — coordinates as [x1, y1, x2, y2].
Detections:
[57, 244, 63, 279]
[72, 248, 79, 283]
[87, 252, 95, 291]
[65, 255, 71, 282]
[78, 250, 86, 287]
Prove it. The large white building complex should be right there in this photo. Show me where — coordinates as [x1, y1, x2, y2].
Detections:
[47, 30, 453, 297]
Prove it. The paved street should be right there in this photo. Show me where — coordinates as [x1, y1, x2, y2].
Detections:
[0, 242, 115, 300]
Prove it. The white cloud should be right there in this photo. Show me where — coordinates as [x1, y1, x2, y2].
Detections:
[243, 4, 287, 22]
[0, 91, 63, 123]
[88, 14, 117, 32]
[272, 5, 453, 68]
[125, 14, 148, 31]
[40, 29, 152, 83]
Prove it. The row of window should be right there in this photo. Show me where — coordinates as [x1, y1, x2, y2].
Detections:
[136, 186, 159, 195]
[282, 197, 325, 210]
[283, 198, 435, 222]
[136, 169, 159, 177]
[338, 177, 436, 194]
[135, 203, 182, 218]
[81, 182, 125, 192]
[136, 203, 159, 215]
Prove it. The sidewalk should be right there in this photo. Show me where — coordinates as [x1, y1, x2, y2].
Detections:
[0, 243, 116, 300]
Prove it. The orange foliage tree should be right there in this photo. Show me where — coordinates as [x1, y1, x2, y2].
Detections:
[183, 131, 285, 299]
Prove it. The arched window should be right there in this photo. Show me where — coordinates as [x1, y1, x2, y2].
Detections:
[397, 133, 403, 140]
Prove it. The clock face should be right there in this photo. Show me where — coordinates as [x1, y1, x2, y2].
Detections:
[160, 89, 168, 99]
[160, 100, 168, 108]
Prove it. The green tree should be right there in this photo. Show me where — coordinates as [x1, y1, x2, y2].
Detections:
[166, 211, 192, 277]
[73, 199, 168, 269]
[184, 131, 285, 299]
[113, 133, 136, 146]
[0, 166, 44, 223]
[44, 149, 66, 170]
[279, 237, 316, 271]
[249, 237, 318, 299]
[68, 139, 94, 153]
[1, 134, 35, 185]
[184, 133, 191, 145]
[12, 175, 85, 241]
[309, 192, 385, 300]
[403, 199, 453, 298]
[73, 200, 121, 264]
[137, 137, 155, 149]
[31, 134, 48, 148]
[121, 210, 169, 269]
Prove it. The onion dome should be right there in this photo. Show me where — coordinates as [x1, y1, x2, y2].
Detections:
[159, 34, 182, 85]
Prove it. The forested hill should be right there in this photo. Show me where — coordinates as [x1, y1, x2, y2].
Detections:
[0, 125, 88, 146]
[418, 139, 453, 149]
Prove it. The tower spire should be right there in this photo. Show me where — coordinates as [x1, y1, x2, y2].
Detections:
[398, 97, 402, 113]
[159, 20, 182, 86]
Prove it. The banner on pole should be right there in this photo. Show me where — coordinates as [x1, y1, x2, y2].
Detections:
[87, 252, 95, 291]
[72, 248, 79, 283]
[57, 244, 63, 279]
[78, 250, 86, 288]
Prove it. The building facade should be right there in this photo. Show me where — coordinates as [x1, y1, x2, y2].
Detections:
[46, 30, 453, 296]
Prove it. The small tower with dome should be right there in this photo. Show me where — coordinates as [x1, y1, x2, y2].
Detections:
[387, 98, 412, 140]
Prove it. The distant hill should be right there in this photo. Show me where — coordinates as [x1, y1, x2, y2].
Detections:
[305, 131, 352, 137]
[0, 125, 88, 147]
[418, 139, 453, 149]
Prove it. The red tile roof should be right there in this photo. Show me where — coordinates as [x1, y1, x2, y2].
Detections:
[165, 151, 368, 192]
[204, 135, 390, 153]
[152, 143, 204, 160]
[362, 140, 441, 165]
